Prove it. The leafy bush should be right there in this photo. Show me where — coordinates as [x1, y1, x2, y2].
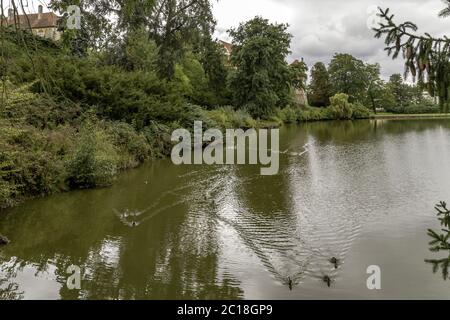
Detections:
[106, 122, 150, 168]
[0, 119, 73, 207]
[142, 121, 175, 159]
[0, 158, 17, 209]
[387, 102, 441, 114]
[329, 93, 354, 120]
[67, 121, 119, 188]
[276, 107, 298, 123]
[207, 106, 256, 129]
[2, 81, 82, 129]
[352, 103, 372, 119]
[31, 56, 180, 128]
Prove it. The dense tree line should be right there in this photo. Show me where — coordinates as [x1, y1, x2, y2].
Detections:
[307, 53, 439, 114]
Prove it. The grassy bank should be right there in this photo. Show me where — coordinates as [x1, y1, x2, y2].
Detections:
[372, 113, 450, 120]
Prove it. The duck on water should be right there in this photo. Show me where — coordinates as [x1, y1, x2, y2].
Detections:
[323, 275, 332, 288]
[329, 257, 340, 269]
[287, 277, 293, 291]
[0, 234, 10, 245]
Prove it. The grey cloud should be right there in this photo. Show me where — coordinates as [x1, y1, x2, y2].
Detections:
[213, 0, 450, 80]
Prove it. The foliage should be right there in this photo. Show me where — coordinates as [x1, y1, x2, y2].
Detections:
[107, 122, 151, 168]
[0, 153, 17, 209]
[149, 0, 216, 78]
[329, 93, 355, 120]
[228, 17, 293, 118]
[66, 120, 120, 188]
[0, 119, 71, 207]
[308, 62, 331, 107]
[364, 63, 384, 113]
[50, 0, 114, 52]
[0, 7, 383, 210]
[124, 27, 159, 72]
[33, 55, 180, 128]
[198, 37, 231, 106]
[208, 106, 256, 129]
[174, 52, 216, 107]
[141, 121, 174, 159]
[351, 103, 372, 119]
[276, 96, 370, 123]
[387, 74, 411, 108]
[382, 74, 440, 113]
[439, 0, 450, 18]
[328, 53, 369, 103]
[426, 202, 450, 280]
[374, 6, 450, 112]
[276, 107, 298, 124]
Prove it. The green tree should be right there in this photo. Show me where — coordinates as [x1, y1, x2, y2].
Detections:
[174, 52, 214, 106]
[50, 0, 115, 53]
[364, 63, 383, 113]
[329, 93, 353, 120]
[149, 0, 215, 78]
[387, 74, 410, 108]
[376, 83, 396, 112]
[124, 27, 158, 72]
[51, 0, 215, 79]
[328, 53, 368, 103]
[308, 62, 331, 107]
[198, 37, 231, 106]
[228, 16, 293, 118]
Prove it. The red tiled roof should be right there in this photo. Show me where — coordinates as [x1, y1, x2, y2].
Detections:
[6, 12, 59, 29]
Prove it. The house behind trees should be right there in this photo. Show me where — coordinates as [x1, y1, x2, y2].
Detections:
[4, 5, 61, 41]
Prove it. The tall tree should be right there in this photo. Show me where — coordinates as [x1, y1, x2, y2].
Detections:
[308, 62, 331, 107]
[50, 0, 116, 53]
[50, 0, 215, 78]
[228, 16, 292, 118]
[198, 37, 230, 106]
[328, 53, 368, 103]
[149, 0, 215, 78]
[387, 74, 409, 108]
[365, 63, 383, 113]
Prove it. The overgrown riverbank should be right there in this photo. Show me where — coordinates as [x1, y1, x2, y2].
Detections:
[0, 25, 374, 211]
[0, 83, 372, 210]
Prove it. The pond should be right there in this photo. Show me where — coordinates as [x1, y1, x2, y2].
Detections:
[1, 119, 450, 300]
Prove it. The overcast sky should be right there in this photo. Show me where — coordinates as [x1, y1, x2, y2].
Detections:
[213, 0, 450, 80]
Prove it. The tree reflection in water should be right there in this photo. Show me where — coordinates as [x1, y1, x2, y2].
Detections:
[426, 202, 450, 280]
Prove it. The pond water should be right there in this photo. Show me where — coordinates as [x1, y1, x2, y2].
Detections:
[1, 119, 450, 300]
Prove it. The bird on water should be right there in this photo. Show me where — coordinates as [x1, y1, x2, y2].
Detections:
[0, 235, 10, 246]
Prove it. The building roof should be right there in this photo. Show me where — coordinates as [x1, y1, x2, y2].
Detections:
[291, 59, 305, 66]
[6, 12, 59, 29]
[219, 40, 233, 55]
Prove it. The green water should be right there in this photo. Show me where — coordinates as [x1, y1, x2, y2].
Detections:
[1, 119, 450, 300]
